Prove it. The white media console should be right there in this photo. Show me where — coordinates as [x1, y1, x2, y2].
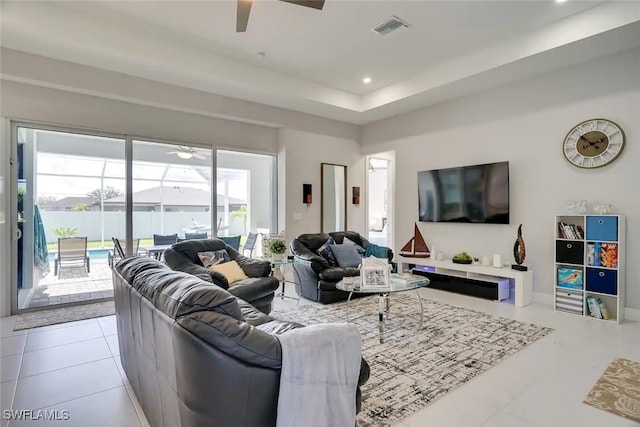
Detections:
[398, 256, 534, 307]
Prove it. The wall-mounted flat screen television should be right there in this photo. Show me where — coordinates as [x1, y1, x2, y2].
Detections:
[418, 161, 509, 224]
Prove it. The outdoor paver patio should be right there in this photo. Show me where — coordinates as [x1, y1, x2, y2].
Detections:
[23, 261, 113, 309]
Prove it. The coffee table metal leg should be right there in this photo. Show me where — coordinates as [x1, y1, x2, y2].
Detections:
[415, 289, 424, 330]
[378, 293, 388, 344]
[345, 291, 353, 322]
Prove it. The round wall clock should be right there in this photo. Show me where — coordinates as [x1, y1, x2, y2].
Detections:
[563, 119, 625, 168]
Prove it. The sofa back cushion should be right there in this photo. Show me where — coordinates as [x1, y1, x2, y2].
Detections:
[330, 231, 369, 248]
[170, 238, 235, 265]
[115, 257, 243, 321]
[294, 233, 333, 252]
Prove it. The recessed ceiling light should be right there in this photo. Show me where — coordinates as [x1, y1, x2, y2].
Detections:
[363, 77, 372, 84]
[556, 0, 567, 3]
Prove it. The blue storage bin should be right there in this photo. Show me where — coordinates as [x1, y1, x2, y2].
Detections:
[586, 267, 617, 295]
[586, 216, 618, 241]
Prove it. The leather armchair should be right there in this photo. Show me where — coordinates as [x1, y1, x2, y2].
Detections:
[113, 257, 370, 427]
[290, 231, 393, 303]
[164, 238, 279, 314]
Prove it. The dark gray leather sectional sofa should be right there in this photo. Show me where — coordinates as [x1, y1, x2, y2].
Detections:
[113, 257, 369, 427]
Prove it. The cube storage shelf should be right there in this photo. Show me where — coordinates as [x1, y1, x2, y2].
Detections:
[554, 214, 625, 323]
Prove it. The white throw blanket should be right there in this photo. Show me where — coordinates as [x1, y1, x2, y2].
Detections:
[277, 323, 362, 427]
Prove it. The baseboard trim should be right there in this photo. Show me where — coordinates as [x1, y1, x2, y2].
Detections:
[624, 307, 640, 322]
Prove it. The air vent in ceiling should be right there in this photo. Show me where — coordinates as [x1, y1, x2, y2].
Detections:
[371, 16, 410, 35]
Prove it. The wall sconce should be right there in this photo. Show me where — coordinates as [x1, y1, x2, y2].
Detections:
[303, 184, 312, 206]
[352, 186, 360, 206]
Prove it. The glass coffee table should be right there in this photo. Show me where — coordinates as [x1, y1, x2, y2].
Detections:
[336, 276, 429, 344]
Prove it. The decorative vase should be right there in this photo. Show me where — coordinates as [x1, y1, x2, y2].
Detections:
[512, 224, 528, 271]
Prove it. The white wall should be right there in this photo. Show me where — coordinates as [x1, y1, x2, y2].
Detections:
[1, 81, 278, 153]
[278, 128, 365, 246]
[361, 48, 640, 310]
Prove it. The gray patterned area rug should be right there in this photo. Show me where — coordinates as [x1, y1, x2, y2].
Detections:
[271, 294, 553, 427]
[14, 300, 115, 331]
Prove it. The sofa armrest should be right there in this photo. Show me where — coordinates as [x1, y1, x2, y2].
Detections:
[290, 239, 329, 268]
[234, 254, 272, 277]
[229, 277, 279, 302]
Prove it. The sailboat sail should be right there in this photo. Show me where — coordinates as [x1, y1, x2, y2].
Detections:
[399, 223, 430, 257]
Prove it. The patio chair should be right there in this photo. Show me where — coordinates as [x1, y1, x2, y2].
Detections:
[241, 232, 258, 258]
[218, 235, 241, 250]
[55, 237, 90, 276]
[185, 232, 208, 240]
[153, 233, 179, 245]
[108, 238, 140, 268]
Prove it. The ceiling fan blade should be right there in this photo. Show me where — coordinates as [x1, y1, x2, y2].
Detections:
[193, 154, 206, 160]
[237, 0, 253, 32]
[279, 0, 325, 10]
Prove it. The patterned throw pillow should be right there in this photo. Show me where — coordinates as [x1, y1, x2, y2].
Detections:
[316, 237, 338, 266]
[197, 249, 230, 268]
[342, 237, 366, 256]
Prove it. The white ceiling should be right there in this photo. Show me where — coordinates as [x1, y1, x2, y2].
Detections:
[2, 0, 640, 125]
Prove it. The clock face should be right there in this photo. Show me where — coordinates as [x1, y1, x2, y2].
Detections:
[563, 119, 625, 169]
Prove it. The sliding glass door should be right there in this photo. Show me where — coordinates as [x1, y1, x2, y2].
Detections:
[15, 126, 125, 310]
[131, 140, 213, 254]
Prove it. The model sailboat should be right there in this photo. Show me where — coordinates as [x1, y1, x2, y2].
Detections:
[399, 223, 430, 258]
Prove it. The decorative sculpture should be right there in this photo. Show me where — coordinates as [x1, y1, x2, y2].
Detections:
[512, 224, 528, 271]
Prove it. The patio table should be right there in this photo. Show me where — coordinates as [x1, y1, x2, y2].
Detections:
[141, 244, 173, 260]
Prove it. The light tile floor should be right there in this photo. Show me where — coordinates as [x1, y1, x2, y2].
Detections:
[2, 284, 639, 427]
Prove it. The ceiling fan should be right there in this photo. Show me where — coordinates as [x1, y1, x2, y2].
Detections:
[166, 146, 209, 160]
[236, 0, 325, 32]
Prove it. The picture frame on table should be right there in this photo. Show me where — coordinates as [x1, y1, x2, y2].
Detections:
[360, 257, 390, 289]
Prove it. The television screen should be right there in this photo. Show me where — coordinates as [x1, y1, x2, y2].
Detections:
[418, 161, 509, 224]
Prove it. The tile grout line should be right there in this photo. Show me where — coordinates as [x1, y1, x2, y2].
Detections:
[16, 355, 115, 381]
[123, 381, 148, 427]
[21, 383, 126, 413]
[22, 335, 109, 354]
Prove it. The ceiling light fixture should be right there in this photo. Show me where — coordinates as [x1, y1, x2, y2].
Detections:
[555, 0, 567, 3]
[363, 77, 372, 84]
[176, 152, 194, 159]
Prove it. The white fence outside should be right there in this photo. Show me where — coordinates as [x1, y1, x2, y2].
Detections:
[40, 211, 246, 243]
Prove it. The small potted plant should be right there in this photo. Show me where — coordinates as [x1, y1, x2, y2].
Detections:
[268, 238, 287, 262]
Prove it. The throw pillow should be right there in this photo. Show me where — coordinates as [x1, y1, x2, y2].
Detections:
[209, 260, 248, 284]
[364, 242, 389, 259]
[329, 244, 362, 268]
[342, 237, 366, 255]
[316, 237, 338, 266]
[197, 249, 230, 268]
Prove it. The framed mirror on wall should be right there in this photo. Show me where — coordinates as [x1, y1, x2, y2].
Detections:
[321, 163, 347, 233]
